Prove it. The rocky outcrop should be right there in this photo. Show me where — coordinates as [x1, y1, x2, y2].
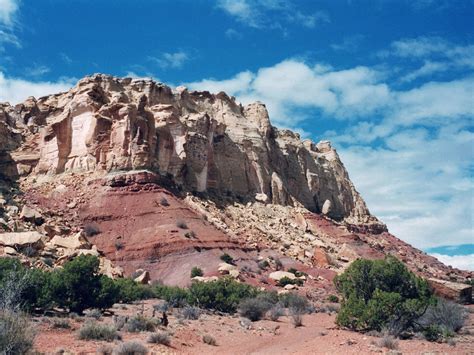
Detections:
[0, 74, 384, 231]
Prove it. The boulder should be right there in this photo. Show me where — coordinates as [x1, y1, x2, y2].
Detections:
[269, 271, 297, 281]
[0, 231, 44, 249]
[312, 247, 330, 267]
[428, 278, 472, 304]
[20, 206, 44, 225]
[50, 232, 89, 250]
[134, 270, 151, 284]
[218, 262, 236, 274]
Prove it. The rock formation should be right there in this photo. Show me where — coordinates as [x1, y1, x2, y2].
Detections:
[0, 74, 471, 301]
[0, 74, 383, 230]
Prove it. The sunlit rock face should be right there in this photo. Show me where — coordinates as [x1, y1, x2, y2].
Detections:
[0, 74, 384, 230]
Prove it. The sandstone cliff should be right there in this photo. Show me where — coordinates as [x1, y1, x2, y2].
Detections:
[0, 74, 383, 230]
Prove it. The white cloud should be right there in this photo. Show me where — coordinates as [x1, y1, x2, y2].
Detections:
[186, 54, 473, 251]
[0, 0, 18, 27]
[225, 28, 243, 40]
[25, 64, 50, 77]
[430, 254, 474, 271]
[0, 71, 75, 104]
[149, 51, 189, 69]
[216, 0, 329, 30]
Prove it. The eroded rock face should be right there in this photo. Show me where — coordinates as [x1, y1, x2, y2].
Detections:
[1, 74, 384, 230]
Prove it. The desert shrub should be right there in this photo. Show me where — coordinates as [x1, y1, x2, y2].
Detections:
[49, 255, 120, 313]
[153, 284, 189, 308]
[21, 245, 36, 257]
[184, 231, 196, 239]
[274, 258, 283, 270]
[328, 295, 339, 303]
[278, 292, 309, 312]
[418, 298, 466, 333]
[277, 276, 303, 287]
[153, 302, 170, 313]
[96, 344, 113, 355]
[113, 315, 127, 330]
[160, 197, 170, 206]
[220, 253, 234, 265]
[239, 297, 272, 321]
[334, 256, 433, 332]
[376, 334, 399, 349]
[77, 321, 119, 341]
[114, 241, 124, 250]
[190, 267, 203, 278]
[124, 315, 156, 333]
[176, 220, 188, 229]
[269, 303, 285, 321]
[84, 308, 102, 320]
[202, 334, 217, 346]
[290, 308, 303, 327]
[0, 310, 35, 354]
[113, 278, 154, 303]
[258, 260, 269, 270]
[51, 317, 71, 329]
[422, 324, 444, 341]
[147, 331, 171, 345]
[113, 341, 148, 355]
[188, 278, 259, 313]
[180, 306, 201, 320]
[83, 223, 100, 237]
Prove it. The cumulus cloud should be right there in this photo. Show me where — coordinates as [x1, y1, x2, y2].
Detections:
[149, 51, 189, 69]
[0, 0, 18, 27]
[0, 71, 75, 104]
[186, 51, 473, 251]
[430, 254, 474, 271]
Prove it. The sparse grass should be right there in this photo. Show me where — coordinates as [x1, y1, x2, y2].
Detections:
[84, 308, 102, 320]
[176, 220, 188, 229]
[77, 322, 120, 341]
[202, 334, 217, 346]
[0, 311, 35, 354]
[83, 223, 101, 237]
[147, 332, 171, 346]
[113, 341, 148, 355]
[180, 306, 201, 320]
[269, 303, 285, 321]
[376, 335, 399, 350]
[290, 309, 303, 327]
[51, 317, 71, 329]
[124, 315, 156, 333]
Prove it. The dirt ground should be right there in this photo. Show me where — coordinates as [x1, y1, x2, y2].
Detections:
[33, 300, 474, 355]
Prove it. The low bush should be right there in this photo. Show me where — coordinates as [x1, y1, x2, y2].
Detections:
[180, 306, 201, 320]
[147, 332, 171, 345]
[83, 223, 101, 237]
[190, 267, 203, 278]
[239, 297, 272, 321]
[0, 310, 35, 354]
[160, 197, 170, 206]
[84, 308, 102, 320]
[278, 293, 309, 312]
[258, 260, 269, 270]
[202, 334, 217, 346]
[290, 308, 303, 327]
[269, 303, 285, 321]
[220, 253, 234, 265]
[176, 220, 188, 229]
[376, 334, 398, 349]
[124, 315, 156, 333]
[51, 317, 71, 329]
[114, 341, 148, 355]
[334, 256, 433, 333]
[153, 284, 189, 308]
[77, 321, 120, 341]
[327, 295, 339, 303]
[188, 278, 259, 313]
[418, 298, 466, 333]
[278, 277, 303, 287]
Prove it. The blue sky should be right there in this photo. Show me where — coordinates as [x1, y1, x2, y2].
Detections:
[1, 0, 473, 269]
